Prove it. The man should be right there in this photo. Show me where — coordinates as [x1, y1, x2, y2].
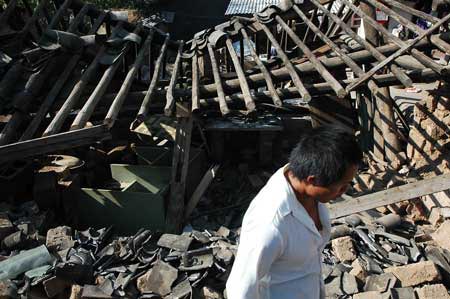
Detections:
[226, 125, 362, 299]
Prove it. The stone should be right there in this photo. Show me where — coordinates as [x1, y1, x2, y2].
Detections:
[389, 287, 415, 299]
[46, 226, 73, 251]
[352, 291, 384, 299]
[342, 272, 359, 295]
[137, 261, 178, 296]
[436, 94, 450, 111]
[332, 236, 357, 262]
[0, 214, 14, 240]
[385, 261, 441, 287]
[421, 118, 445, 140]
[0, 280, 18, 299]
[202, 286, 222, 299]
[364, 273, 398, 292]
[354, 173, 384, 193]
[69, 285, 82, 299]
[350, 259, 367, 282]
[432, 220, 450, 252]
[415, 284, 450, 299]
[43, 276, 70, 298]
[414, 102, 428, 122]
[429, 208, 445, 226]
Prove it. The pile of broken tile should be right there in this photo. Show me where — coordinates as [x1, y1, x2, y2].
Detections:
[0, 201, 237, 299]
[323, 212, 450, 299]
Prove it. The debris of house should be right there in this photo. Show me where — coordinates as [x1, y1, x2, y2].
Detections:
[2, 0, 450, 297]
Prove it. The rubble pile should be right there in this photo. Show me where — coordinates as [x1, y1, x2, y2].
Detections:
[323, 213, 450, 298]
[407, 81, 450, 175]
[0, 201, 238, 299]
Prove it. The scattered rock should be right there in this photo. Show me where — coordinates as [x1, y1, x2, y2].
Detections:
[384, 261, 441, 287]
[415, 284, 450, 299]
[332, 236, 357, 262]
[69, 285, 82, 299]
[432, 220, 450, 251]
[46, 226, 73, 251]
[137, 261, 178, 296]
[352, 291, 384, 299]
[350, 258, 367, 282]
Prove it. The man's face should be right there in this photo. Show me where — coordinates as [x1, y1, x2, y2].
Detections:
[305, 164, 358, 203]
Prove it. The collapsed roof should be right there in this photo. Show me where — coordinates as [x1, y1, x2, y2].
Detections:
[0, 0, 449, 162]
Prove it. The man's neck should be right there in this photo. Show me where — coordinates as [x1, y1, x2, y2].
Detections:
[284, 169, 318, 212]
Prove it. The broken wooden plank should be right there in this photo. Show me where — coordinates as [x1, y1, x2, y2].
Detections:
[184, 164, 220, 220]
[329, 173, 450, 219]
[0, 125, 110, 163]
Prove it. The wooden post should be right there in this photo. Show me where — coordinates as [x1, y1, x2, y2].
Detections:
[166, 115, 193, 233]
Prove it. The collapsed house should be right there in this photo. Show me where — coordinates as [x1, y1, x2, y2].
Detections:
[1, 0, 450, 297]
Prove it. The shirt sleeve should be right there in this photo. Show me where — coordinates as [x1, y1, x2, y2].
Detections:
[226, 223, 284, 299]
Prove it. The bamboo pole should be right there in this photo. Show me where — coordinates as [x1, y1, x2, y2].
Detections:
[20, 11, 106, 141]
[136, 35, 170, 121]
[43, 22, 125, 136]
[207, 43, 230, 115]
[257, 19, 311, 101]
[275, 14, 346, 98]
[225, 36, 256, 111]
[240, 25, 282, 106]
[70, 26, 142, 130]
[164, 41, 184, 116]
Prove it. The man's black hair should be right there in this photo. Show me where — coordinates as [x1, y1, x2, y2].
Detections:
[288, 125, 363, 186]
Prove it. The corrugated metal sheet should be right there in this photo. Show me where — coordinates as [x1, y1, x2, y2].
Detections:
[225, 0, 280, 15]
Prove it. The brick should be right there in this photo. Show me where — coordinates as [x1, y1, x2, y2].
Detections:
[415, 284, 450, 299]
[46, 226, 73, 251]
[384, 261, 441, 287]
[352, 291, 384, 299]
[432, 220, 450, 252]
[332, 236, 357, 262]
[425, 93, 437, 112]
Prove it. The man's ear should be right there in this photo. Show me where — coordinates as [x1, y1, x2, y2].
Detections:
[305, 175, 316, 185]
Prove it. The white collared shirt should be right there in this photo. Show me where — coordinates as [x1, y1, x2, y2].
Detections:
[226, 166, 331, 299]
